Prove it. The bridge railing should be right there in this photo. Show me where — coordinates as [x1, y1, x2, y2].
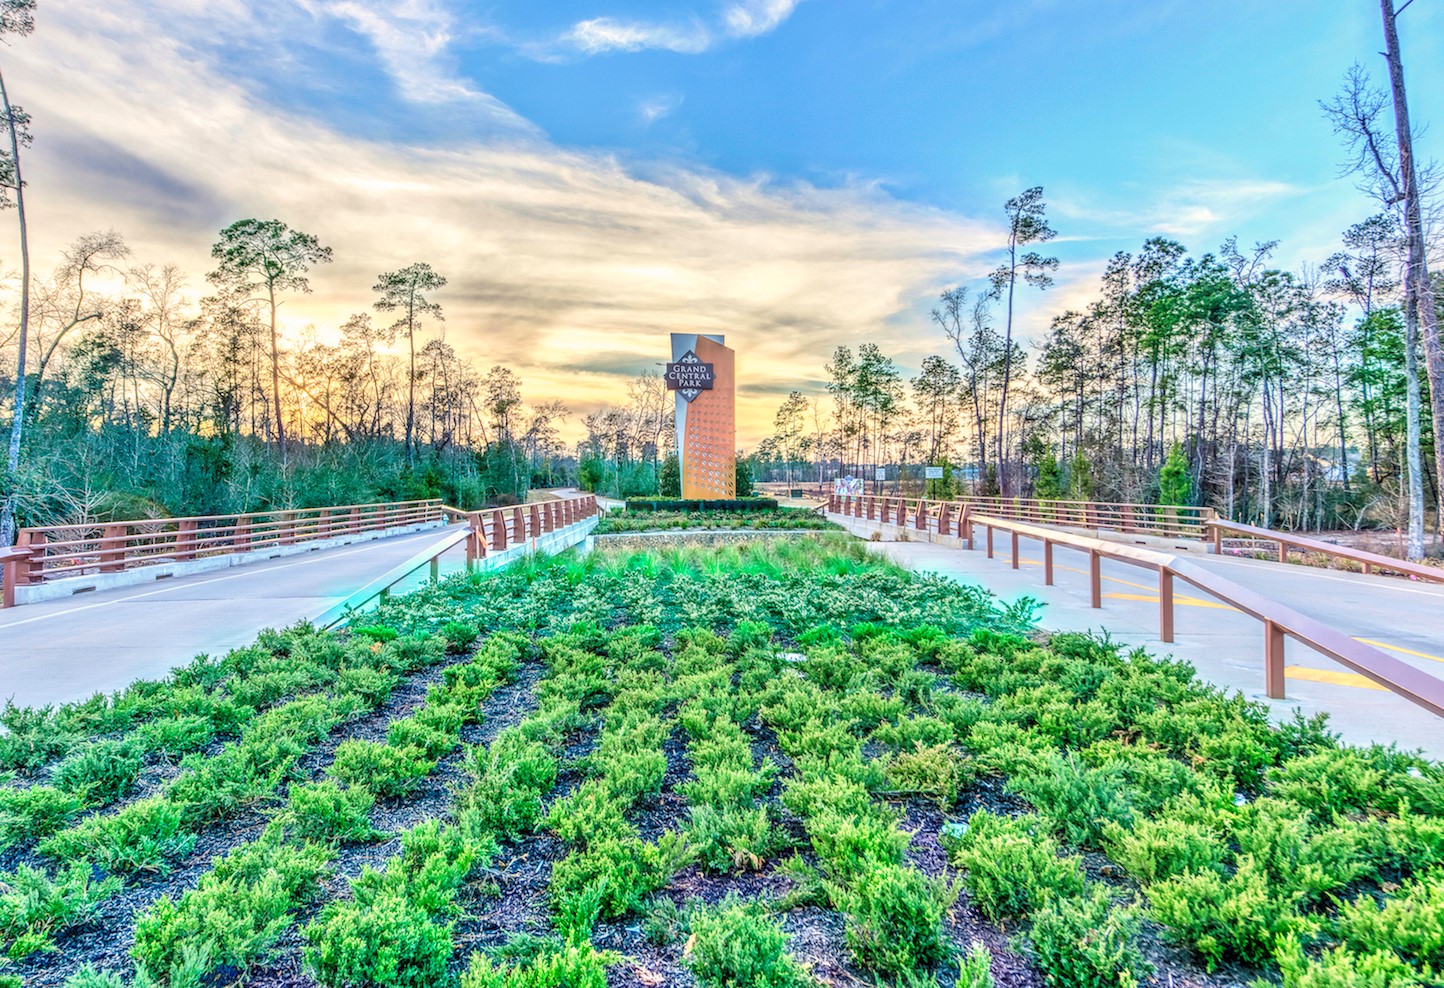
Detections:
[967, 513, 1444, 717]
[441, 493, 599, 567]
[821, 493, 1444, 716]
[0, 493, 601, 608]
[1208, 518, 1444, 584]
[826, 494, 1214, 540]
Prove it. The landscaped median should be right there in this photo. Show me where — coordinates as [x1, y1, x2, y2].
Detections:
[0, 535, 1438, 987]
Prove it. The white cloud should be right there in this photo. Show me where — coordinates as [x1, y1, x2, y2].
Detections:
[561, 0, 803, 56]
[564, 16, 710, 55]
[638, 94, 684, 124]
[320, 0, 490, 105]
[722, 0, 801, 38]
[9, 0, 996, 443]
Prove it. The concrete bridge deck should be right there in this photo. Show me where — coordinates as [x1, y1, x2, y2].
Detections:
[831, 514, 1444, 758]
[0, 527, 483, 710]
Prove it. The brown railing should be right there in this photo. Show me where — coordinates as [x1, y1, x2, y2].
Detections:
[0, 546, 32, 608]
[1209, 519, 1444, 585]
[4, 500, 445, 596]
[1, 493, 602, 608]
[824, 493, 1444, 716]
[441, 494, 599, 568]
[320, 492, 601, 628]
[826, 494, 1214, 540]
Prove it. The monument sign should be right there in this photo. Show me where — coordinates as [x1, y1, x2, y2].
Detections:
[668, 333, 735, 498]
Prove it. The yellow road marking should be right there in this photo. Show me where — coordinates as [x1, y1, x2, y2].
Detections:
[1353, 637, 1444, 665]
[1103, 592, 1236, 611]
[1286, 666, 1387, 691]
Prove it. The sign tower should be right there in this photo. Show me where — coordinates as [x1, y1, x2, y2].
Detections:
[666, 333, 735, 499]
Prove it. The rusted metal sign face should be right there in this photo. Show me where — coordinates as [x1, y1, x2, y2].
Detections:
[665, 350, 715, 402]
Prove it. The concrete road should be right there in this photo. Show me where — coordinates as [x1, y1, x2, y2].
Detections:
[0, 528, 474, 710]
[832, 516, 1444, 758]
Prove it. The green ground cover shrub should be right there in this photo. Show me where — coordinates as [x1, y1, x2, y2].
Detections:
[0, 862, 119, 963]
[594, 508, 833, 534]
[329, 740, 435, 798]
[945, 810, 1084, 921]
[5, 539, 1443, 988]
[841, 863, 957, 981]
[686, 897, 809, 988]
[1021, 886, 1152, 988]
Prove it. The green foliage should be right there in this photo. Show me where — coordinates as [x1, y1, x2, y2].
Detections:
[659, 453, 681, 498]
[0, 704, 75, 773]
[1336, 868, 1444, 969]
[685, 805, 790, 873]
[883, 742, 971, 808]
[1021, 887, 1152, 988]
[1147, 859, 1311, 969]
[279, 781, 381, 845]
[955, 941, 994, 988]
[806, 808, 910, 883]
[1275, 938, 1425, 988]
[0, 862, 120, 963]
[461, 943, 614, 988]
[53, 741, 143, 802]
[458, 729, 558, 841]
[549, 834, 689, 923]
[946, 810, 1084, 921]
[0, 785, 86, 851]
[842, 863, 957, 981]
[1102, 814, 1227, 886]
[133, 837, 331, 977]
[41, 796, 196, 875]
[1007, 752, 1135, 849]
[304, 889, 452, 988]
[624, 498, 780, 512]
[1157, 443, 1191, 506]
[1033, 453, 1062, 499]
[686, 896, 808, 988]
[329, 740, 434, 798]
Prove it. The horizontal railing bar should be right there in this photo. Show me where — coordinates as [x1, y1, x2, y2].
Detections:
[967, 513, 1444, 718]
[314, 526, 473, 630]
[1209, 518, 1444, 585]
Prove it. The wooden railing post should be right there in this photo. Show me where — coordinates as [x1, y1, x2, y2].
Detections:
[512, 506, 526, 542]
[916, 500, 927, 531]
[1211, 524, 1221, 555]
[100, 524, 126, 573]
[962, 506, 973, 549]
[1044, 540, 1054, 585]
[530, 504, 542, 541]
[1277, 539, 1288, 564]
[1089, 549, 1102, 608]
[1265, 620, 1286, 699]
[985, 524, 994, 559]
[938, 503, 952, 536]
[492, 511, 508, 551]
[1159, 568, 1174, 643]
[1010, 530, 1020, 569]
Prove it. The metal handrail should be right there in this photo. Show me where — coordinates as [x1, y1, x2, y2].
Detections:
[967, 513, 1444, 717]
[1208, 518, 1444, 584]
[827, 493, 1214, 540]
[314, 526, 472, 629]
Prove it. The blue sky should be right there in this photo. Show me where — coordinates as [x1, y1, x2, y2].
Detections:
[11, 0, 1444, 440]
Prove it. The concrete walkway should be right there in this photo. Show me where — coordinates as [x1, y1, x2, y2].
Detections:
[0, 527, 480, 710]
[833, 515, 1444, 758]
